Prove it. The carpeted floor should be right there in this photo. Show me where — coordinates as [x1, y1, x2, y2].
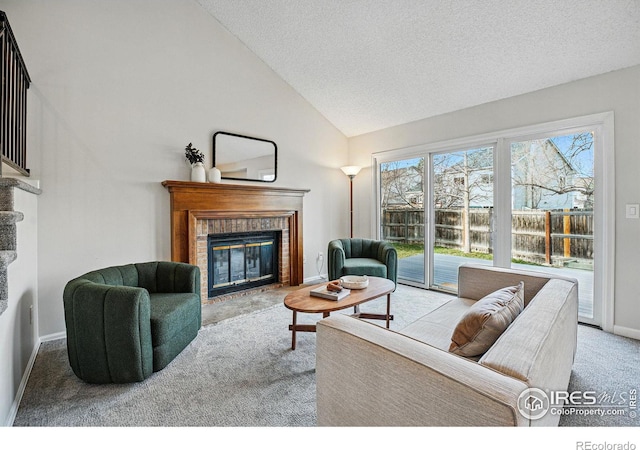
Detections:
[12, 284, 640, 427]
[562, 323, 640, 426]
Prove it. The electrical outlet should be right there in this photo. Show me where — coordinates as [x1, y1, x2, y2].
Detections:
[626, 204, 639, 219]
[29, 305, 33, 325]
[316, 251, 325, 277]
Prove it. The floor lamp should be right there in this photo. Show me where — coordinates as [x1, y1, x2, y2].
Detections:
[341, 165, 362, 238]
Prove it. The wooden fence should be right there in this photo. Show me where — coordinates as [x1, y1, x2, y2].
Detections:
[381, 208, 593, 266]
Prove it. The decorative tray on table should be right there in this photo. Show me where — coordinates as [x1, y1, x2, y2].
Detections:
[339, 275, 369, 290]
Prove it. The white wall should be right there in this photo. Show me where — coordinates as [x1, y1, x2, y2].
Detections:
[0, 0, 349, 338]
[349, 65, 640, 337]
[0, 183, 38, 426]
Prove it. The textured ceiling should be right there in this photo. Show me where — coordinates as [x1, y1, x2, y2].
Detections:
[197, 0, 640, 137]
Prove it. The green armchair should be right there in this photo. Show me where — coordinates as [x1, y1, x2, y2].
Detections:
[63, 261, 201, 384]
[327, 238, 398, 287]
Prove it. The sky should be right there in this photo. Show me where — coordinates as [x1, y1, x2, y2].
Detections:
[381, 132, 594, 177]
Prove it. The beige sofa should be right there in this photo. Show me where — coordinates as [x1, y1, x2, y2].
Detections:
[316, 264, 579, 426]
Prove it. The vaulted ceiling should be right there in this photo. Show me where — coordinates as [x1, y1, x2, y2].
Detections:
[197, 0, 640, 137]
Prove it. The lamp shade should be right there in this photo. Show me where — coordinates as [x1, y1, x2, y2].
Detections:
[341, 166, 362, 177]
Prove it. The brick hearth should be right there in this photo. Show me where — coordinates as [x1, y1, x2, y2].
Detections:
[195, 215, 290, 303]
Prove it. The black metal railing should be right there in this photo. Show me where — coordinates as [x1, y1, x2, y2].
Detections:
[0, 11, 31, 176]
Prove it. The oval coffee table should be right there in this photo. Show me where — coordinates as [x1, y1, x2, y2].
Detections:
[283, 276, 395, 350]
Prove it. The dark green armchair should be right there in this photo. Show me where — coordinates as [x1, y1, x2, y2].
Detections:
[63, 261, 201, 384]
[327, 238, 398, 287]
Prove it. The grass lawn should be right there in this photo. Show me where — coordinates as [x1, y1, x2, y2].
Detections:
[391, 243, 542, 266]
[391, 243, 493, 260]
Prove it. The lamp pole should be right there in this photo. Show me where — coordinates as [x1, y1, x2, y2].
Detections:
[348, 174, 355, 238]
[341, 166, 362, 238]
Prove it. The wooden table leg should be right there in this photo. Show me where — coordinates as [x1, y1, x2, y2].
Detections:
[289, 311, 323, 350]
[291, 310, 297, 350]
[386, 293, 391, 329]
[352, 295, 393, 325]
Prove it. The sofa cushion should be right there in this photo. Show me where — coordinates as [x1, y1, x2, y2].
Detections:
[341, 258, 387, 278]
[149, 292, 201, 347]
[449, 282, 524, 357]
[399, 297, 475, 351]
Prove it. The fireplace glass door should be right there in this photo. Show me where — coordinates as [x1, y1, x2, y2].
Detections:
[208, 232, 279, 296]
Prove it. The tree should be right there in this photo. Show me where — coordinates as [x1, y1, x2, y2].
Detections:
[511, 133, 594, 210]
[433, 148, 493, 252]
[380, 159, 424, 209]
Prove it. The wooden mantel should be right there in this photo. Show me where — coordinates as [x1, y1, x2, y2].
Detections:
[161, 181, 310, 286]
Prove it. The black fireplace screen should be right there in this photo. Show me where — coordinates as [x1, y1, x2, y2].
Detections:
[208, 231, 279, 297]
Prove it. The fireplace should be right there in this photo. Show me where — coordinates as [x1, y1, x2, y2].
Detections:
[208, 231, 280, 297]
[162, 181, 309, 304]
[195, 214, 290, 302]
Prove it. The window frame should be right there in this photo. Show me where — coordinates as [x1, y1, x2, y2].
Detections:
[372, 111, 615, 331]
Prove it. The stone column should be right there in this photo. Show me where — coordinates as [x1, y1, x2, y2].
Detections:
[0, 178, 41, 314]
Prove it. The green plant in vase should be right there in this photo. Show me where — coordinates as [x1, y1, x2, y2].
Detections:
[185, 143, 206, 182]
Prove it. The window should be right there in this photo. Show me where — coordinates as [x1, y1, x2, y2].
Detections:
[374, 112, 614, 330]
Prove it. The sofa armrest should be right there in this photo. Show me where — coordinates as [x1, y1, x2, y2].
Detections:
[63, 280, 153, 383]
[162, 261, 201, 295]
[479, 279, 578, 426]
[327, 240, 346, 281]
[316, 315, 529, 426]
[377, 242, 397, 285]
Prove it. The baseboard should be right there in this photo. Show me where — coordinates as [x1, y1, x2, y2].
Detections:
[304, 274, 326, 284]
[613, 325, 640, 341]
[4, 330, 67, 426]
[4, 338, 40, 427]
[40, 331, 66, 342]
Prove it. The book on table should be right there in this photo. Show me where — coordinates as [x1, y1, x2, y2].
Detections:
[310, 285, 351, 301]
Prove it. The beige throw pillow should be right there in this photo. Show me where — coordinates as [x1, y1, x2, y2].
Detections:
[449, 282, 525, 357]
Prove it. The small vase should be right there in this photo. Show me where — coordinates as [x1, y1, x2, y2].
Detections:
[208, 166, 222, 183]
[190, 162, 206, 182]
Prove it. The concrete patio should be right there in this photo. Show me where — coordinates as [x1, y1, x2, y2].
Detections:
[398, 253, 594, 318]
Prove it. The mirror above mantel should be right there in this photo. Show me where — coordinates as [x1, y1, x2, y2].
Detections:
[213, 131, 277, 182]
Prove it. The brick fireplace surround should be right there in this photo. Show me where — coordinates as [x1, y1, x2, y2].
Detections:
[162, 181, 309, 303]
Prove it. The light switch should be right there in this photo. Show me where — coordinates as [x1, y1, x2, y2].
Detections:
[626, 204, 639, 219]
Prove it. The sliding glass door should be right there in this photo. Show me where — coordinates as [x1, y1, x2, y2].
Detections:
[374, 113, 612, 328]
[430, 146, 495, 291]
[509, 131, 596, 324]
[379, 157, 426, 285]
[378, 147, 496, 292]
